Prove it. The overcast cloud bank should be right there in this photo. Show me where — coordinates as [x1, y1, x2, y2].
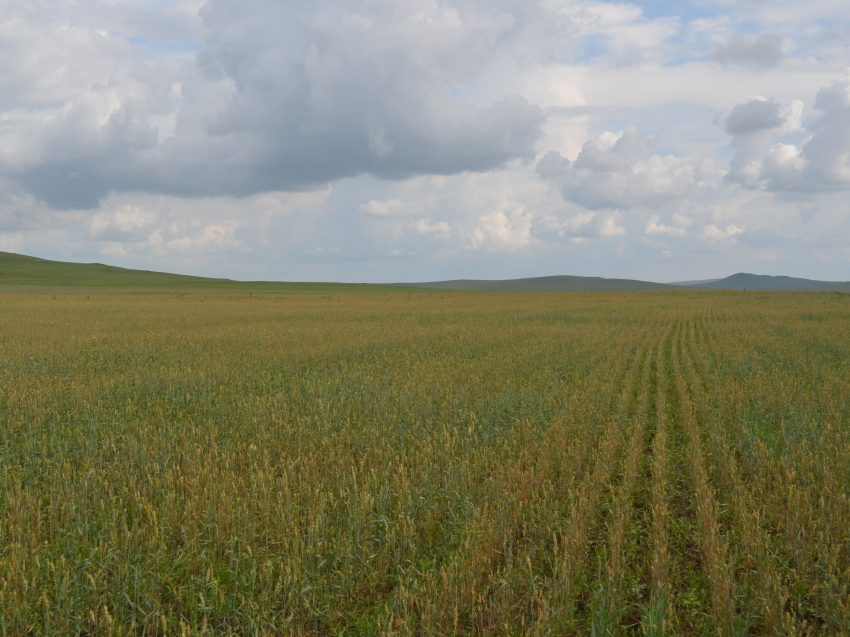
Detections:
[1, 0, 850, 281]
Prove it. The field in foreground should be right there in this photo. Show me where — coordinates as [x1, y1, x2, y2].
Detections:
[1, 291, 849, 636]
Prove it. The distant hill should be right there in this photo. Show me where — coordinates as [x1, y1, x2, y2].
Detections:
[3, 251, 848, 293]
[0, 251, 419, 293]
[692, 273, 850, 292]
[395, 275, 680, 292]
[669, 278, 721, 286]
[397, 272, 850, 292]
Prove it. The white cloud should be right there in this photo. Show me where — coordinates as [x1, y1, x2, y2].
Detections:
[0, 232, 24, 253]
[567, 2, 679, 58]
[673, 212, 694, 228]
[789, 73, 850, 189]
[470, 208, 534, 252]
[725, 73, 850, 193]
[413, 219, 451, 237]
[359, 199, 418, 217]
[725, 96, 804, 188]
[563, 211, 597, 233]
[2, 0, 850, 282]
[99, 241, 129, 258]
[646, 214, 687, 236]
[0, 0, 548, 208]
[763, 143, 807, 189]
[88, 205, 158, 242]
[163, 223, 244, 254]
[554, 210, 628, 239]
[703, 224, 744, 241]
[538, 126, 722, 210]
[599, 215, 626, 237]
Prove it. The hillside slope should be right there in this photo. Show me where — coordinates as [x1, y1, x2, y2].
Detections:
[400, 272, 850, 292]
[5, 251, 848, 293]
[0, 251, 416, 293]
[694, 273, 850, 292]
[396, 275, 681, 292]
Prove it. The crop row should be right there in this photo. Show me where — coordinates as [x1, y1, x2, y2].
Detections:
[0, 291, 848, 635]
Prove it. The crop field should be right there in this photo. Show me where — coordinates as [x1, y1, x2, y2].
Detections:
[1, 291, 849, 636]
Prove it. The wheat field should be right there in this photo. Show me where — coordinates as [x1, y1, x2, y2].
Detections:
[1, 291, 849, 635]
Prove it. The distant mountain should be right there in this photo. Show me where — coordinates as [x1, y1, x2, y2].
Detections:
[692, 273, 850, 292]
[395, 275, 680, 292]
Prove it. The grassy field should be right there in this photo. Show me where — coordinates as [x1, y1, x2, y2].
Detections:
[1, 290, 849, 635]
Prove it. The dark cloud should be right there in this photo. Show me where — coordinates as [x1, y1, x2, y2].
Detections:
[724, 98, 785, 136]
[723, 75, 850, 193]
[711, 33, 785, 70]
[0, 0, 546, 209]
[723, 97, 800, 188]
[763, 74, 850, 191]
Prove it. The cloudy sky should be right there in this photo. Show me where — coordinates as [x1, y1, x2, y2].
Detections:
[2, 0, 850, 282]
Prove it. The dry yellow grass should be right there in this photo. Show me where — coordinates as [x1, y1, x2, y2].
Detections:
[1, 290, 849, 635]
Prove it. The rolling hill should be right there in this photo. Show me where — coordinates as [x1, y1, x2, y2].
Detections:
[689, 272, 850, 292]
[396, 275, 680, 292]
[398, 273, 850, 292]
[0, 251, 418, 293]
[3, 250, 848, 292]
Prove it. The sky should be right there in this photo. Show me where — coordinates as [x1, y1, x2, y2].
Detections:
[1, 0, 850, 283]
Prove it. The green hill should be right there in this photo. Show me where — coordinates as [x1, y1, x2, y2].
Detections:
[395, 275, 681, 292]
[693, 272, 850, 292]
[6, 251, 847, 294]
[398, 273, 850, 292]
[0, 251, 419, 293]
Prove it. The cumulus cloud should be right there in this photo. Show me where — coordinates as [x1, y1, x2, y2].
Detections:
[724, 97, 803, 188]
[537, 126, 721, 210]
[599, 215, 626, 237]
[0, 64, 177, 208]
[0, 0, 548, 209]
[4, 0, 850, 280]
[646, 214, 687, 236]
[359, 199, 418, 217]
[727, 74, 850, 193]
[780, 73, 850, 190]
[725, 97, 787, 136]
[762, 143, 806, 189]
[469, 208, 534, 252]
[711, 34, 785, 70]
[0, 232, 24, 253]
[413, 219, 451, 237]
[88, 205, 159, 242]
[551, 210, 626, 240]
[703, 224, 743, 241]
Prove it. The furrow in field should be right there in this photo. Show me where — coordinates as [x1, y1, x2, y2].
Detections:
[544, 327, 655, 633]
[404, 325, 653, 634]
[586, 325, 664, 635]
[657, 319, 702, 634]
[673, 319, 736, 636]
[661, 319, 716, 635]
[685, 312, 850, 633]
[642, 325, 673, 636]
[680, 316, 787, 635]
[705, 317, 840, 632]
